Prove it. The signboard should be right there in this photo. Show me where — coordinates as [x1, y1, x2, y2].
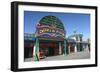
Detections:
[36, 15, 66, 41]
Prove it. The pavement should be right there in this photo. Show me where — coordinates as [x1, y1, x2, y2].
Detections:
[24, 51, 90, 62]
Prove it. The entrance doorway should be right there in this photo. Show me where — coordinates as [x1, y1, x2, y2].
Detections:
[24, 47, 33, 58]
[69, 44, 75, 53]
[70, 46, 74, 53]
[39, 41, 59, 57]
[46, 47, 55, 56]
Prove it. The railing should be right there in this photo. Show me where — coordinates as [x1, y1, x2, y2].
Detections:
[24, 33, 36, 40]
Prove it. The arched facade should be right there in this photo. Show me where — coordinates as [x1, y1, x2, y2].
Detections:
[24, 15, 90, 61]
[33, 15, 68, 61]
[36, 15, 66, 41]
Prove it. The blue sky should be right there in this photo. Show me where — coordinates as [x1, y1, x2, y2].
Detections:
[24, 11, 90, 40]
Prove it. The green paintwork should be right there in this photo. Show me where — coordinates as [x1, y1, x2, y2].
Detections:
[64, 40, 67, 55]
[33, 38, 39, 61]
[39, 15, 65, 30]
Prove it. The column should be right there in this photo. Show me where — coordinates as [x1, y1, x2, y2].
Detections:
[82, 44, 85, 51]
[64, 40, 68, 55]
[80, 43, 83, 51]
[59, 42, 62, 55]
[74, 44, 77, 53]
[86, 44, 89, 52]
[84, 44, 87, 51]
[68, 44, 70, 54]
[33, 38, 39, 61]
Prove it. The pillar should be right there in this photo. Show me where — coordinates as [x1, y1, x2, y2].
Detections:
[80, 43, 83, 51]
[84, 44, 87, 51]
[59, 42, 62, 55]
[64, 40, 68, 55]
[74, 44, 77, 53]
[86, 44, 89, 52]
[33, 38, 39, 61]
[68, 44, 70, 54]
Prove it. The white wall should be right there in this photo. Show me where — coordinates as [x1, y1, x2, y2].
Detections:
[0, 0, 99, 73]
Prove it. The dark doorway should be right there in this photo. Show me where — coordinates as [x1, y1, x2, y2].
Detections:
[24, 47, 33, 59]
[70, 45, 75, 53]
[70, 47, 74, 53]
[47, 47, 54, 56]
